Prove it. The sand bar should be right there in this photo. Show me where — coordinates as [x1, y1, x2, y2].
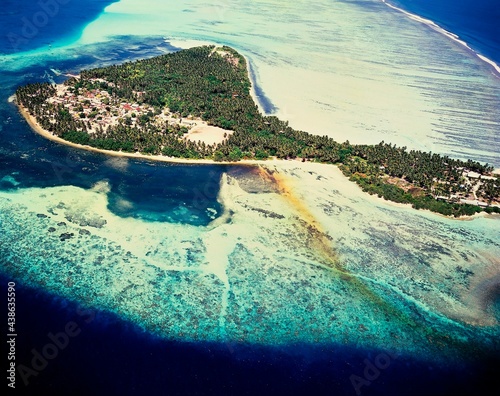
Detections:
[184, 124, 233, 146]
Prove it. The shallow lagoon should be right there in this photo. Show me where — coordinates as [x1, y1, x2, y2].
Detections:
[1, 0, 499, 394]
[75, 0, 500, 166]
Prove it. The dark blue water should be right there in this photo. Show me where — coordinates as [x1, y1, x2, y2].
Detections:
[0, 37, 224, 225]
[3, 274, 499, 396]
[391, 0, 500, 66]
[1, 2, 499, 395]
[0, 0, 119, 54]
[0, 107, 225, 224]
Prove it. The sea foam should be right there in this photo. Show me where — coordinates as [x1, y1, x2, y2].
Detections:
[381, 0, 500, 76]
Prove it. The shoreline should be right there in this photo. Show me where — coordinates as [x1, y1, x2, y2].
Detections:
[14, 101, 497, 223]
[381, 0, 500, 78]
[17, 102, 251, 166]
[167, 39, 269, 114]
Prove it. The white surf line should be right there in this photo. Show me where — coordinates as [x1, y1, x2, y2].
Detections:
[381, 0, 500, 77]
[278, 252, 478, 331]
[202, 174, 234, 340]
[203, 228, 232, 340]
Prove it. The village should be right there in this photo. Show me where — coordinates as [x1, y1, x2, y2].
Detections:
[44, 78, 499, 210]
[447, 170, 498, 208]
[383, 164, 500, 209]
[15, 42, 499, 217]
[47, 77, 231, 146]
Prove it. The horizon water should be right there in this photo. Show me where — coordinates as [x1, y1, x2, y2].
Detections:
[1, 0, 499, 394]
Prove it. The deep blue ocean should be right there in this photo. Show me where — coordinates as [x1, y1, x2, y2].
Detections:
[4, 274, 499, 396]
[391, 0, 500, 66]
[1, 1, 499, 395]
[0, 0, 119, 54]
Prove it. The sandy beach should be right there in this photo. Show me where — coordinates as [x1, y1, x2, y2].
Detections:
[1, 140, 498, 349]
[260, 160, 500, 326]
[17, 102, 254, 166]
[16, 101, 497, 222]
[14, 44, 265, 167]
[2, 2, 500, 392]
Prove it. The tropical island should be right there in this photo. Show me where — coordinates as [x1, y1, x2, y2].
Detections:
[15, 45, 499, 217]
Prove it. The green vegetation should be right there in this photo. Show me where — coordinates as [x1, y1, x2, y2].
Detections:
[339, 143, 499, 216]
[15, 45, 499, 217]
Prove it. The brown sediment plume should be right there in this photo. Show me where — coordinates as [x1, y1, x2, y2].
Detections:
[257, 164, 386, 308]
[257, 164, 341, 270]
[255, 164, 495, 355]
[257, 164, 415, 326]
[226, 166, 281, 194]
[478, 276, 500, 320]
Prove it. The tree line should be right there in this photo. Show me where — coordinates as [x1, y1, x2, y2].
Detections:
[16, 46, 499, 216]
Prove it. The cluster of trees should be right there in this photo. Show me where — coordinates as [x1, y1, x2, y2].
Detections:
[340, 144, 500, 216]
[78, 45, 256, 129]
[477, 179, 500, 204]
[15, 82, 55, 108]
[77, 121, 209, 158]
[16, 46, 499, 216]
[15, 83, 85, 135]
[350, 142, 493, 187]
[345, 170, 498, 217]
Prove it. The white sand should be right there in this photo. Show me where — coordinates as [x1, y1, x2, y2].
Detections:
[2, 157, 498, 349]
[184, 124, 233, 146]
[71, 0, 500, 166]
[18, 102, 295, 169]
[17, 103, 230, 165]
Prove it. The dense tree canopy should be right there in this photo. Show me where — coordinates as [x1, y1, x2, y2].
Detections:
[16, 46, 499, 217]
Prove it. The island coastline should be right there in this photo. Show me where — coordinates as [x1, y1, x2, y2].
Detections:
[16, 99, 498, 223]
[14, 45, 499, 219]
[18, 102, 231, 166]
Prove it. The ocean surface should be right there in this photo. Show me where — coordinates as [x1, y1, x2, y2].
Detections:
[391, 0, 500, 66]
[0, 0, 119, 54]
[1, 1, 499, 395]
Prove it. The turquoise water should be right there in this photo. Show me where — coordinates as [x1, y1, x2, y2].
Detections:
[1, 1, 499, 394]
[71, 0, 500, 166]
[0, 0, 119, 54]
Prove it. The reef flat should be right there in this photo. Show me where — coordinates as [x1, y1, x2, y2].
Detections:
[1, 161, 498, 362]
